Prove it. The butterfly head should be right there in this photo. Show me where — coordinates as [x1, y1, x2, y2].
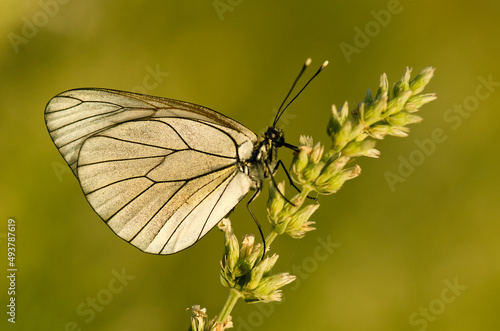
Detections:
[265, 126, 285, 148]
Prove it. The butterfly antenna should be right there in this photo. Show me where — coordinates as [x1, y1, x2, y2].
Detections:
[273, 58, 312, 127]
[274, 60, 329, 126]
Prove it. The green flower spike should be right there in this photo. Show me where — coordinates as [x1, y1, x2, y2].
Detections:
[219, 218, 296, 303]
[188, 305, 207, 331]
[267, 181, 317, 237]
[189, 66, 436, 330]
[187, 305, 233, 331]
[294, 66, 437, 197]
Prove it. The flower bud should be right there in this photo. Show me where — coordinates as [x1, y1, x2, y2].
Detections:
[368, 124, 391, 139]
[246, 254, 279, 290]
[409, 67, 435, 94]
[310, 142, 324, 164]
[320, 165, 361, 194]
[251, 273, 297, 303]
[188, 305, 207, 331]
[364, 92, 387, 124]
[385, 90, 412, 117]
[267, 181, 285, 221]
[239, 235, 254, 259]
[285, 204, 318, 238]
[302, 162, 324, 183]
[387, 126, 410, 137]
[244, 273, 296, 303]
[292, 146, 310, 174]
[404, 93, 437, 112]
[387, 111, 423, 126]
[342, 140, 378, 158]
[314, 155, 348, 187]
[327, 102, 349, 140]
[219, 219, 240, 272]
[375, 73, 389, 100]
[393, 66, 412, 96]
[332, 118, 352, 150]
[298, 135, 313, 148]
[327, 104, 342, 137]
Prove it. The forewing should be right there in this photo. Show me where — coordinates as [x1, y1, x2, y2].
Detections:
[44, 88, 257, 174]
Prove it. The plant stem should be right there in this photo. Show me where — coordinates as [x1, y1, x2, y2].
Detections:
[216, 288, 242, 325]
[265, 230, 278, 247]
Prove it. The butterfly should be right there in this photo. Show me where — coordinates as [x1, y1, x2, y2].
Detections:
[45, 59, 327, 255]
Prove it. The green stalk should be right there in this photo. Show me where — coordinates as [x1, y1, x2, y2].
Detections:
[215, 288, 241, 325]
[265, 230, 278, 247]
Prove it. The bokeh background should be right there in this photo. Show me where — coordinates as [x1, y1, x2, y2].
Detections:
[2, 1, 500, 330]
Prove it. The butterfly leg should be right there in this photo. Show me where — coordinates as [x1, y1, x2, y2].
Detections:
[272, 159, 318, 202]
[246, 189, 267, 260]
[265, 161, 298, 206]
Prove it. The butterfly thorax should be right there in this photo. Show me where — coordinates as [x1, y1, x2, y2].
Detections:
[245, 126, 283, 190]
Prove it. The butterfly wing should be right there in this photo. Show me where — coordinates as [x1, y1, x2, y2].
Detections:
[45, 88, 256, 175]
[45, 89, 258, 254]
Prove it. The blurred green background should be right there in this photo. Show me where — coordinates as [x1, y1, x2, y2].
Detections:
[2, 0, 500, 330]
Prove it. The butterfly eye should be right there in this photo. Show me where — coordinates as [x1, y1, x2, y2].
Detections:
[265, 127, 284, 147]
[266, 127, 278, 139]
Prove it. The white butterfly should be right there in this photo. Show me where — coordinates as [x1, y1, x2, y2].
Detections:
[45, 60, 327, 255]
